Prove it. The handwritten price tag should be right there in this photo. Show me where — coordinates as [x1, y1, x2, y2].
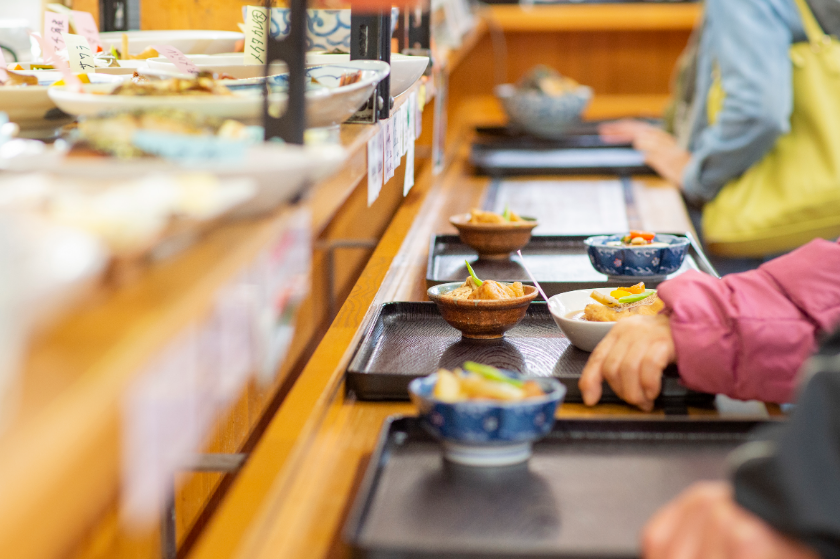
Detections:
[383, 117, 394, 181]
[153, 45, 200, 75]
[244, 6, 269, 66]
[71, 11, 102, 51]
[45, 13, 69, 53]
[367, 124, 384, 206]
[62, 33, 95, 73]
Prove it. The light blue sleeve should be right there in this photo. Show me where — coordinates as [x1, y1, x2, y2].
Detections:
[682, 0, 798, 202]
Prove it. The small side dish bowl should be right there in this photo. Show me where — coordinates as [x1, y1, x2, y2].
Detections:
[585, 234, 690, 277]
[427, 282, 539, 339]
[547, 288, 615, 352]
[409, 373, 566, 467]
[495, 83, 593, 140]
[449, 213, 539, 260]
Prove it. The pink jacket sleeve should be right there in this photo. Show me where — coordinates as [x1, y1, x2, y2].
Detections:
[658, 239, 840, 403]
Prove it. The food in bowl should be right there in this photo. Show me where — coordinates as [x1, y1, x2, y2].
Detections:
[111, 73, 233, 96]
[579, 283, 663, 322]
[0, 71, 38, 87]
[517, 65, 582, 97]
[427, 271, 538, 339]
[585, 233, 691, 277]
[409, 364, 566, 467]
[467, 206, 529, 225]
[449, 211, 539, 260]
[433, 362, 547, 403]
[443, 261, 526, 301]
[608, 230, 670, 248]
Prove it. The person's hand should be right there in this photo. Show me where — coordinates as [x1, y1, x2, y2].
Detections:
[634, 130, 692, 188]
[579, 314, 675, 411]
[642, 482, 820, 559]
[599, 119, 663, 144]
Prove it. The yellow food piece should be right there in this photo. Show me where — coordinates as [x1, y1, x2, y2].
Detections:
[433, 369, 463, 403]
[459, 373, 524, 401]
[583, 297, 664, 322]
[610, 289, 632, 299]
[50, 74, 91, 86]
[10, 64, 24, 71]
[444, 278, 525, 301]
[590, 290, 620, 308]
[468, 208, 525, 224]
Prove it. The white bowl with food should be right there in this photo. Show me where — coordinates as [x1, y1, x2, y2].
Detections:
[306, 53, 428, 97]
[99, 30, 244, 57]
[47, 60, 390, 128]
[147, 53, 274, 80]
[547, 286, 663, 352]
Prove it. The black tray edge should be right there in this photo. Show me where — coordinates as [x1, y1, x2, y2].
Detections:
[424, 231, 720, 293]
[342, 415, 775, 559]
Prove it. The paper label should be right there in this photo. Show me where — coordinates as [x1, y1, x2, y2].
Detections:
[71, 11, 102, 51]
[408, 92, 417, 141]
[62, 33, 95, 73]
[367, 124, 384, 206]
[45, 13, 69, 53]
[403, 131, 415, 196]
[396, 105, 405, 158]
[244, 6, 269, 66]
[29, 31, 81, 88]
[416, 86, 424, 137]
[383, 118, 394, 181]
[153, 45, 199, 75]
[132, 131, 248, 162]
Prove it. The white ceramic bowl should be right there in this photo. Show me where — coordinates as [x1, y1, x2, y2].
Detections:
[99, 30, 244, 56]
[547, 288, 615, 352]
[306, 53, 428, 97]
[147, 53, 276, 80]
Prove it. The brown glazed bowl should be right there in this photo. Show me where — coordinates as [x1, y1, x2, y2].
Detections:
[449, 214, 539, 260]
[427, 282, 539, 339]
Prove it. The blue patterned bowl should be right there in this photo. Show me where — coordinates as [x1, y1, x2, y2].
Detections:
[495, 83, 593, 140]
[585, 234, 690, 277]
[408, 373, 566, 467]
[243, 8, 399, 52]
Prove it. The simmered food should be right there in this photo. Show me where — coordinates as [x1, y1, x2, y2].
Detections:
[444, 261, 526, 300]
[468, 205, 527, 224]
[606, 230, 669, 248]
[0, 70, 38, 87]
[433, 362, 546, 402]
[111, 73, 232, 96]
[517, 65, 581, 97]
[580, 282, 664, 322]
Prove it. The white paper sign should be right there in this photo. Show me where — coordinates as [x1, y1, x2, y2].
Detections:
[71, 11, 102, 51]
[383, 118, 394, 181]
[408, 92, 417, 142]
[391, 117, 400, 166]
[367, 124, 384, 206]
[153, 45, 200, 75]
[45, 13, 69, 53]
[404, 132, 415, 196]
[244, 6, 269, 66]
[62, 33, 95, 73]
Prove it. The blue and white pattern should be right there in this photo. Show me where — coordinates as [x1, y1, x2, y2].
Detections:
[495, 83, 593, 140]
[241, 8, 399, 53]
[584, 234, 690, 277]
[408, 374, 565, 446]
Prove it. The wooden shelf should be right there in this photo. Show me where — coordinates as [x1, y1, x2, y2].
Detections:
[485, 3, 702, 32]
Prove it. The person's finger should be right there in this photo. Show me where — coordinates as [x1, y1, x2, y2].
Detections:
[640, 341, 669, 402]
[643, 493, 692, 559]
[694, 497, 732, 559]
[659, 484, 727, 559]
[580, 334, 616, 406]
[617, 339, 651, 410]
[599, 331, 634, 401]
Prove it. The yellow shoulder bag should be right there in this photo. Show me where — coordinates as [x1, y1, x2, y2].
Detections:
[702, 0, 840, 257]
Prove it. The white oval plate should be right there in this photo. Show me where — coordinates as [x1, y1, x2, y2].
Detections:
[99, 30, 244, 56]
[48, 60, 390, 128]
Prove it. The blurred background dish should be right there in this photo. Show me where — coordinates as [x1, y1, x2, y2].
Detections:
[495, 65, 593, 140]
[306, 52, 428, 97]
[99, 30, 244, 56]
[408, 371, 566, 467]
[449, 213, 538, 260]
[257, 8, 399, 52]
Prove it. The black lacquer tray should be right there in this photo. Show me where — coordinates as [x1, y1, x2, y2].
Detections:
[345, 416, 767, 559]
[345, 302, 714, 410]
[426, 233, 718, 299]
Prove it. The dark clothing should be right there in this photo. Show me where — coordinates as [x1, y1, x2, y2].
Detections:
[733, 329, 840, 558]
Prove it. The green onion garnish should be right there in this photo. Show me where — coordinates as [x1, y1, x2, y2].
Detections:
[465, 260, 482, 287]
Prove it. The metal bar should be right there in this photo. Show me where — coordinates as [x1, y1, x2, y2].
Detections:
[99, 0, 128, 31]
[161, 493, 176, 559]
[182, 453, 247, 473]
[349, 9, 391, 122]
[317, 239, 378, 319]
[407, 2, 431, 50]
[263, 0, 307, 144]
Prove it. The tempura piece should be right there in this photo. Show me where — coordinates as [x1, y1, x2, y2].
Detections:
[583, 292, 664, 322]
[443, 277, 525, 301]
[431, 363, 546, 402]
[468, 208, 526, 224]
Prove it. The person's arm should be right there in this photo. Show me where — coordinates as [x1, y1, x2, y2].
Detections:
[682, 0, 795, 202]
[733, 367, 840, 559]
[660, 239, 840, 403]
